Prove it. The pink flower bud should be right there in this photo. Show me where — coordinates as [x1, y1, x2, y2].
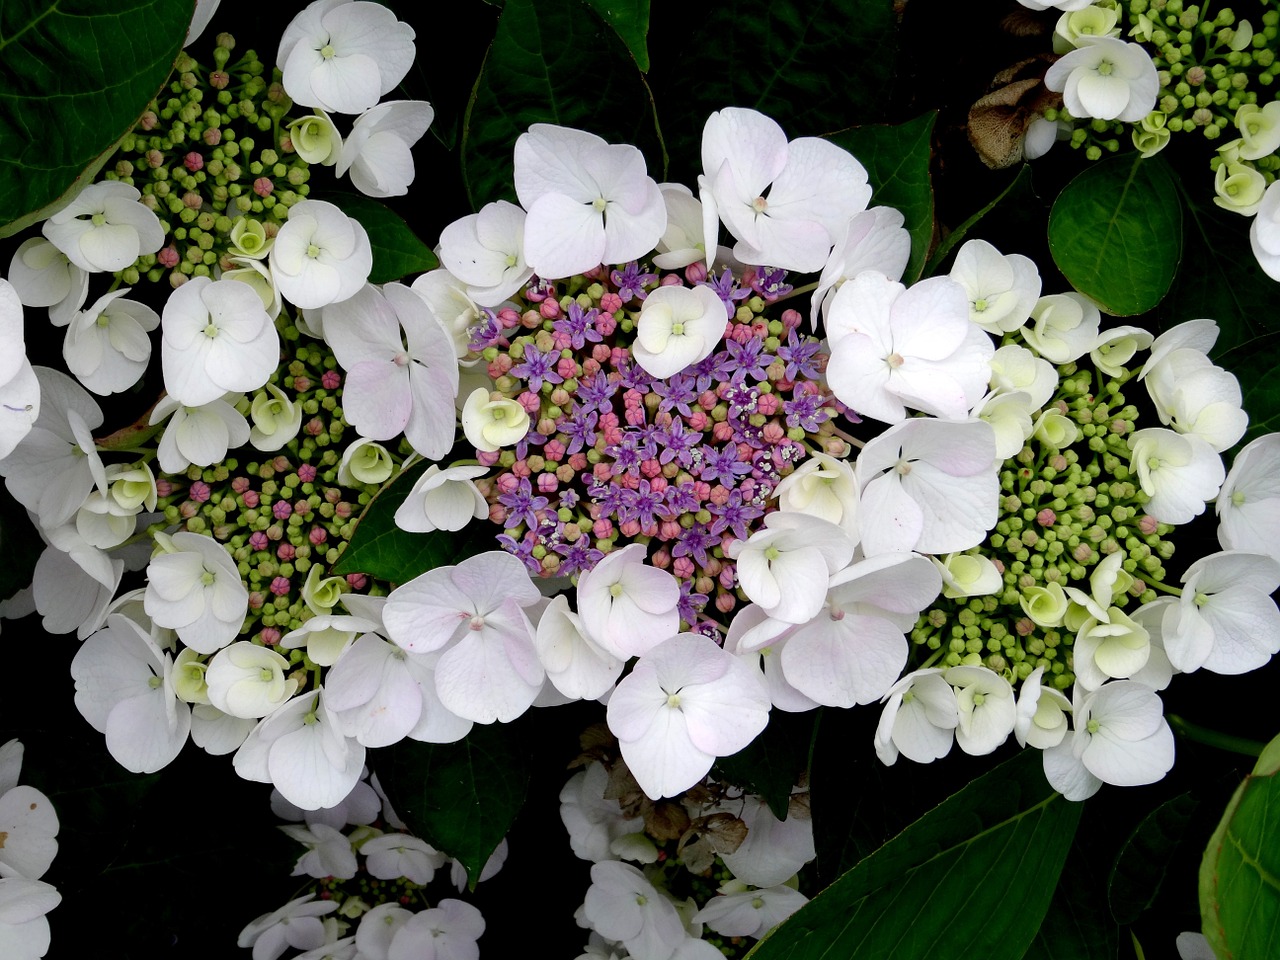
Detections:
[600, 292, 623, 313]
[568, 453, 588, 471]
[139, 111, 159, 130]
[511, 460, 532, 478]
[249, 531, 269, 551]
[297, 464, 317, 482]
[321, 370, 342, 390]
[658, 520, 682, 541]
[1036, 508, 1057, 527]
[184, 151, 205, 172]
[537, 473, 558, 494]
[309, 527, 328, 545]
[593, 519, 614, 540]
[712, 421, 734, 443]
[477, 450, 501, 466]
[595, 314, 617, 336]
[183, 191, 202, 209]
[241, 490, 261, 508]
[781, 308, 803, 330]
[1138, 515, 1159, 535]
[272, 501, 292, 520]
[672, 557, 695, 579]
[684, 262, 707, 284]
[762, 423, 785, 444]
[1015, 618, 1035, 636]
[179, 501, 198, 519]
[253, 177, 274, 197]
[259, 627, 281, 645]
[248, 591, 266, 610]
[496, 473, 520, 494]
[277, 543, 296, 560]
[619, 519, 641, 537]
[189, 481, 212, 503]
[346, 573, 368, 589]
[715, 592, 736, 614]
[269, 576, 291, 596]
[539, 298, 561, 319]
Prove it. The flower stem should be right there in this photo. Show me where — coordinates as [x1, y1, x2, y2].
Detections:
[1168, 714, 1266, 757]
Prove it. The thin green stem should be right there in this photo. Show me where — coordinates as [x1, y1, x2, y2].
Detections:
[1168, 714, 1266, 757]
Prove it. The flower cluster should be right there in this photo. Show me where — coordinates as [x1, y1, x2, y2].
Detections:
[0, 741, 61, 960]
[238, 772, 490, 960]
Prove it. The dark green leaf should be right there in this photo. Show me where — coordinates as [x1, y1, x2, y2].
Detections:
[332, 459, 498, 584]
[375, 725, 531, 888]
[0, 0, 192, 236]
[829, 113, 936, 284]
[924, 165, 1035, 277]
[1107, 791, 1200, 926]
[322, 192, 437, 283]
[1200, 731, 1280, 960]
[655, 0, 898, 177]
[1047, 153, 1182, 316]
[747, 750, 1081, 960]
[1218, 335, 1280, 453]
[582, 0, 651, 71]
[461, 0, 662, 209]
[1024, 842, 1120, 960]
[1162, 184, 1278, 356]
[713, 710, 819, 821]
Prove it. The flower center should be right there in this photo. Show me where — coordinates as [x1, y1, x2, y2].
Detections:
[204, 322, 220, 338]
[320, 44, 336, 59]
[886, 352, 905, 369]
[751, 196, 768, 213]
[469, 615, 485, 631]
[592, 197, 607, 212]
[1096, 59, 1114, 77]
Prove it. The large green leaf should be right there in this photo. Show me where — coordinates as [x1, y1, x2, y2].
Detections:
[582, 0, 650, 71]
[747, 750, 1081, 960]
[1162, 183, 1278, 356]
[1107, 791, 1200, 927]
[654, 0, 899, 179]
[829, 113, 936, 284]
[1024, 842, 1120, 960]
[321, 192, 438, 283]
[461, 0, 662, 209]
[1200, 731, 1280, 960]
[375, 725, 531, 889]
[0, 0, 192, 236]
[713, 709, 819, 821]
[1047, 153, 1182, 316]
[331, 459, 498, 584]
[1218, 335, 1280, 453]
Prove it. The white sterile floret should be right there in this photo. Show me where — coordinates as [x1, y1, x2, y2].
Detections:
[948, 239, 1041, 335]
[701, 107, 871, 272]
[62, 289, 159, 396]
[234, 689, 366, 810]
[693, 883, 808, 939]
[810, 206, 911, 327]
[875, 668, 958, 765]
[143, 530, 248, 655]
[970, 390, 1036, 460]
[931, 552, 1002, 599]
[410, 269, 484, 360]
[1090, 324, 1154, 378]
[280, 822, 358, 880]
[1021, 292, 1101, 363]
[382, 551, 544, 724]
[205, 642, 299, 719]
[771, 450, 859, 539]
[0, 742, 58, 882]
[825, 271, 993, 424]
[577, 542, 681, 659]
[160, 277, 279, 407]
[1214, 158, 1267, 216]
[394, 463, 488, 533]
[270, 199, 373, 309]
[362, 833, 446, 886]
[336, 100, 434, 198]
[945, 665, 1016, 756]
[460, 387, 530, 453]
[0, 877, 61, 960]
[277, 0, 416, 115]
[0, 366, 100, 529]
[6, 238, 88, 325]
[150, 395, 250, 474]
[630, 284, 726, 379]
[715, 792, 816, 888]
[1127, 427, 1225, 525]
[1014, 666, 1073, 750]
[581, 861, 687, 960]
[1072, 604, 1152, 691]
[238, 894, 339, 960]
[534, 594, 625, 701]
[559, 762, 647, 862]
[770, 552, 941, 710]
[1053, 3, 1121, 52]
[727, 512, 856, 624]
[988, 343, 1058, 410]
[287, 111, 343, 166]
[1139, 318, 1220, 378]
[70, 614, 191, 773]
[514, 124, 666, 280]
[336, 437, 394, 486]
[41, 181, 164, 273]
[324, 282, 459, 459]
[1234, 101, 1280, 160]
[223, 257, 283, 320]
[1044, 36, 1159, 123]
[855, 417, 999, 556]
[1042, 680, 1175, 800]
[1160, 550, 1280, 675]
[437, 200, 535, 307]
[248, 383, 304, 452]
[1217, 434, 1280, 559]
[607, 633, 770, 800]
[1143, 348, 1247, 453]
[652, 182, 711, 269]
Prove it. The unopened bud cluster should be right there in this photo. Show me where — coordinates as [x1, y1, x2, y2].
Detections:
[911, 359, 1175, 689]
[102, 34, 313, 288]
